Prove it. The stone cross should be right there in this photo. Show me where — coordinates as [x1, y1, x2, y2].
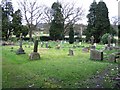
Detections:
[108, 35, 112, 47]
[19, 33, 23, 48]
[91, 36, 94, 45]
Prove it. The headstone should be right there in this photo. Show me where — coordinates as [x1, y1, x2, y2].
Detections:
[29, 40, 40, 60]
[29, 52, 40, 60]
[90, 45, 96, 49]
[90, 36, 94, 45]
[41, 42, 44, 47]
[68, 49, 74, 56]
[113, 43, 115, 47]
[82, 47, 90, 52]
[90, 49, 103, 60]
[46, 42, 48, 48]
[108, 53, 116, 62]
[16, 34, 25, 54]
[56, 44, 61, 49]
[107, 35, 112, 47]
[79, 42, 82, 45]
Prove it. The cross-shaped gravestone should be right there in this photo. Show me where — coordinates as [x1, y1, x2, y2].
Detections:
[29, 40, 40, 60]
[16, 33, 25, 54]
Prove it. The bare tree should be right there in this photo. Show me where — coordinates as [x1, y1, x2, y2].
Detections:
[18, 0, 43, 40]
[43, 2, 84, 35]
[111, 16, 120, 25]
[61, 2, 84, 34]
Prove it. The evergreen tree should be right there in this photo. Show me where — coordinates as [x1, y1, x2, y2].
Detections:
[85, 0, 111, 43]
[1, 0, 13, 40]
[49, 2, 64, 40]
[95, 0, 110, 43]
[12, 9, 22, 38]
[69, 24, 74, 44]
[85, 0, 97, 42]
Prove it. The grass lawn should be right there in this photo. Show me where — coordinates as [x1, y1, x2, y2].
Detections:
[1, 42, 118, 88]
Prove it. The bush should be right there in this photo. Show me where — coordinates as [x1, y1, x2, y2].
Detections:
[40, 36, 51, 41]
[101, 33, 116, 44]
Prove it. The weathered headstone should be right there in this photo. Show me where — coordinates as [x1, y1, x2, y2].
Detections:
[108, 53, 116, 62]
[46, 42, 49, 48]
[107, 35, 112, 47]
[41, 42, 44, 47]
[56, 44, 61, 49]
[90, 45, 96, 49]
[79, 42, 82, 45]
[90, 49, 103, 60]
[29, 40, 40, 60]
[68, 49, 74, 56]
[90, 36, 96, 49]
[82, 47, 90, 52]
[90, 36, 94, 45]
[16, 34, 25, 54]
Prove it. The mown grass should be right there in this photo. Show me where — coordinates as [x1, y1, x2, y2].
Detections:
[2, 42, 118, 88]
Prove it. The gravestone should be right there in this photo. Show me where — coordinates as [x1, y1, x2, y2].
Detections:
[79, 42, 82, 45]
[68, 49, 74, 56]
[90, 49, 103, 60]
[90, 45, 96, 49]
[29, 40, 40, 60]
[16, 34, 25, 54]
[46, 42, 48, 48]
[82, 47, 90, 52]
[41, 42, 44, 47]
[90, 36, 94, 45]
[56, 44, 61, 49]
[108, 54, 116, 62]
[90, 36, 95, 49]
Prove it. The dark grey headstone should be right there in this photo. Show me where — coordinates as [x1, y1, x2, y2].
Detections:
[46, 42, 49, 48]
[68, 49, 74, 56]
[90, 45, 96, 49]
[90, 49, 103, 60]
[16, 39, 25, 54]
[16, 47, 25, 54]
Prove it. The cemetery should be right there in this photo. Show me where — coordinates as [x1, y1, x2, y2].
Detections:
[1, 0, 120, 89]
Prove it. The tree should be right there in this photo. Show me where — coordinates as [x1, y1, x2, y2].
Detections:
[85, 0, 111, 43]
[18, 0, 43, 40]
[85, 0, 97, 42]
[1, 0, 13, 40]
[21, 25, 29, 37]
[69, 24, 74, 44]
[95, 1, 110, 43]
[43, 1, 84, 36]
[12, 9, 22, 37]
[49, 2, 64, 40]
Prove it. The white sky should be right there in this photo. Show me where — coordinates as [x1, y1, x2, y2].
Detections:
[1, 0, 119, 24]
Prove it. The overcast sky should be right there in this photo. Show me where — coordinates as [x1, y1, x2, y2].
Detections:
[1, 0, 119, 24]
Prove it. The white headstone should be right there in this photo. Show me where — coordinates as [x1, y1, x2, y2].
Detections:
[94, 43, 96, 47]
[113, 43, 115, 47]
[79, 42, 81, 45]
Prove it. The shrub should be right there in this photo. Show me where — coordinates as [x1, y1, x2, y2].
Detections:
[101, 33, 116, 44]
